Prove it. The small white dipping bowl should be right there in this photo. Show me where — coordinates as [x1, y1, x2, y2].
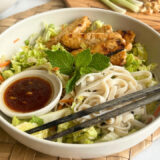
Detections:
[0, 70, 62, 119]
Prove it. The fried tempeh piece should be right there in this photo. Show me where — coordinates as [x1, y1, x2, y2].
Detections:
[110, 50, 127, 66]
[117, 30, 136, 51]
[90, 25, 113, 33]
[90, 33, 126, 55]
[46, 16, 91, 49]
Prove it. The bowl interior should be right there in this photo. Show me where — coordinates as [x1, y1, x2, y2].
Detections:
[0, 8, 160, 158]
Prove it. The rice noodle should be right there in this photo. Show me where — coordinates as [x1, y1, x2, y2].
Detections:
[72, 65, 153, 137]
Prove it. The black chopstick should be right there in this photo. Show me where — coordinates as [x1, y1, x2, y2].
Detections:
[25, 84, 160, 134]
[46, 90, 160, 140]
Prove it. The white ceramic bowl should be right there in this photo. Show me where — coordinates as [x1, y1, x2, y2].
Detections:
[0, 0, 17, 13]
[0, 8, 160, 159]
[0, 70, 62, 119]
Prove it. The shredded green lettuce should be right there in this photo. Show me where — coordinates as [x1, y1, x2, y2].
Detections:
[130, 43, 147, 61]
[90, 20, 104, 31]
[12, 116, 22, 126]
[1, 23, 61, 79]
[12, 116, 48, 139]
[125, 54, 143, 72]
[2, 70, 14, 79]
[125, 43, 157, 72]
[51, 43, 67, 52]
[43, 23, 57, 42]
[96, 132, 119, 142]
[29, 116, 44, 126]
[12, 116, 44, 126]
[56, 122, 98, 144]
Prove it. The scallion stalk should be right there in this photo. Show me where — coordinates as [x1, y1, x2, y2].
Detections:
[127, 0, 143, 7]
[100, 0, 126, 14]
[111, 0, 140, 12]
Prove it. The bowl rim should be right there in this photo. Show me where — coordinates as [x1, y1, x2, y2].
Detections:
[0, 7, 160, 148]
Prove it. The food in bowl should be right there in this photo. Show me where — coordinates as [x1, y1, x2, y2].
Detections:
[0, 70, 62, 118]
[0, 16, 158, 144]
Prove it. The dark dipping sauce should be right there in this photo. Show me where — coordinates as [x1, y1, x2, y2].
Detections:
[4, 77, 52, 113]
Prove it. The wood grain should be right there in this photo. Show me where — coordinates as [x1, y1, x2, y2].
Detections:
[64, 0, 160, 32]
[0, 0, 160, 160]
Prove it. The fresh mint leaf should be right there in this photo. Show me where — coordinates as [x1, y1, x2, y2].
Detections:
[80, 67, 93, 75]
[45, 50, 74, 75]
[89, 53, 110, 71]
[75, 49, 92, 69]
[65, 70, 81, 93]
[30, 116, 44, 126]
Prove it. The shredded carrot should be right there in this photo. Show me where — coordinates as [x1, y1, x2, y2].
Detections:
[154, 105, 160, 117]
[60, 98, 74, 104]
[13, 38, 20, 43]
[57, 105, 63, 110]
[0, 75, 4, 82]
[0, 60, 11, 68]
[52, 67, 60, 71]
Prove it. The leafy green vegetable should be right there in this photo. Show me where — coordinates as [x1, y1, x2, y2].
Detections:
[75, 49, 92, 69]
[125, 43, 157, 72]
[29, 116, 44, 126]
[125, 54, 142, 72]
[90, 20, 104, 31]
[16, 122, 38, 131]
[96, 132, 118, 142]
[24, 40, 29, 46]
[51, 43, 67, 52]
[43, 23, 57, 42]
[80, 67, 93, 75]
[12, 116, 21, 126]
[65, 70, 81, 93]
[130, 43, 147, 61]
[57, 121, 98, 144]
[46, 49, 110, 93]
[89, 53, 110, 71]
[2, 70, 14, 79]
[1, 23, 61, 79]
[45, 50, 74, 75]
[12, 116, 44, 127]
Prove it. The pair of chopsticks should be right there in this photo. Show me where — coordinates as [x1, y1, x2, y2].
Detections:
[26, 84, 160, 140]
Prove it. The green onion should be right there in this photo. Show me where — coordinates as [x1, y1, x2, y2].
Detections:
[100, 0, 126, 14]
[127, 0, 143, 7]
[111, 0, 140, 12]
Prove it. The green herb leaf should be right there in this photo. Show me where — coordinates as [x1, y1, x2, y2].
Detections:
[89, 53, 110, 71]
[65, 70, 81, 93]
[80, 67, 93, 75]
[75, 49, 92, 69]
[30, 116, 44, 126]
[45, 50, 74, 75]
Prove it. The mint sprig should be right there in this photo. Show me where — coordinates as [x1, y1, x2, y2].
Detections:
[46, 49, 110, 93]
[45, 50, 74, 75]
